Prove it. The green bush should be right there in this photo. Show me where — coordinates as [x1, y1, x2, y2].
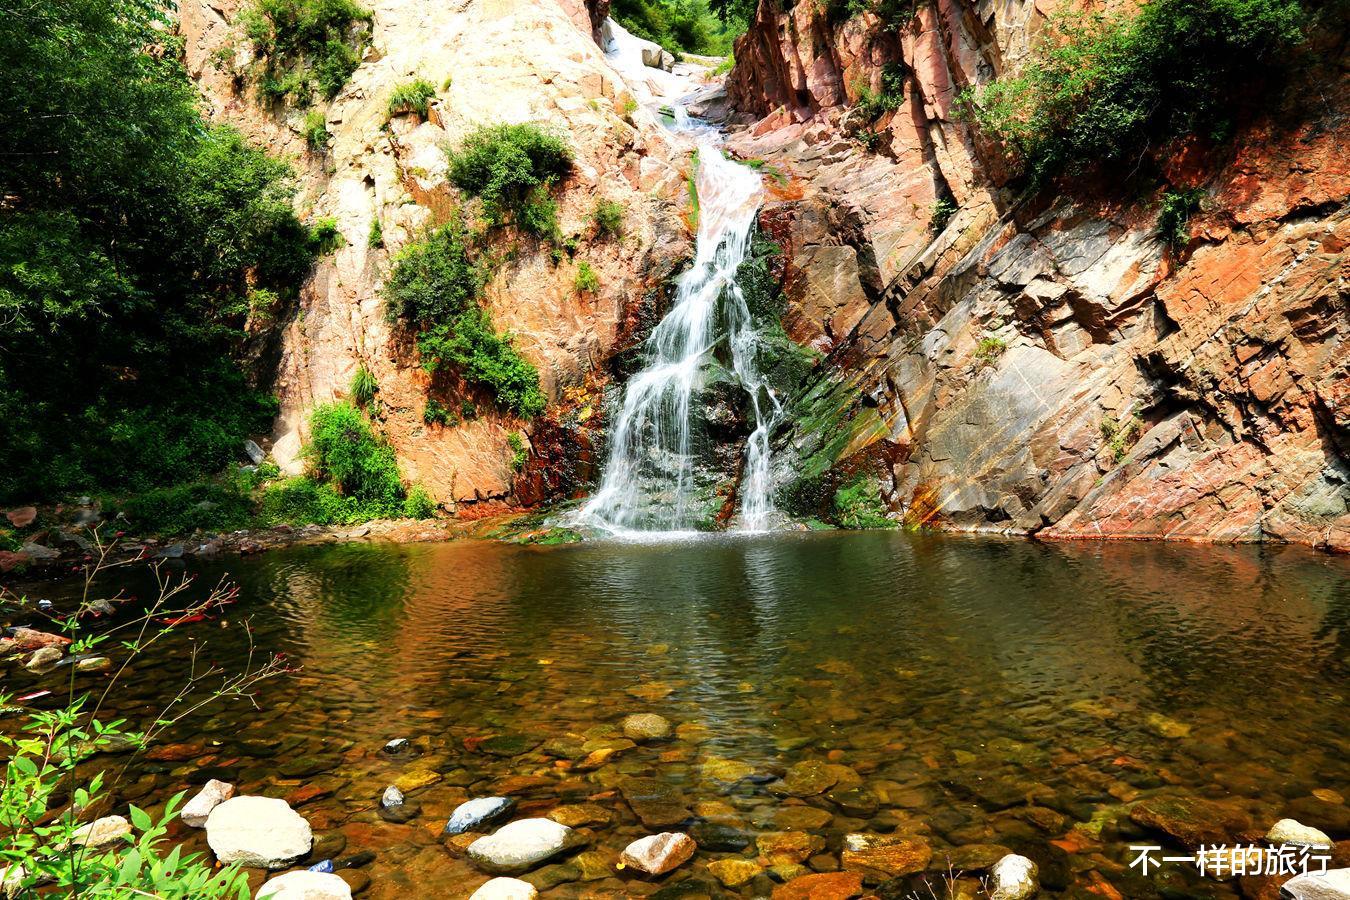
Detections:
[309, 216, 344, 254]
[507, 431, 527, 471]
[384, 220, 546, 419]
[387, 78, 436, 119]
[242, 0, 372, 104]
[423, 397, 456, 426]
[592, 199, 624, 239]
[833, 475, 893, 529]
[1158, 187, 1205, 246]
[118, 478, 258, 535]
[350, 364, 377, 406]
[305, 402, 404, 510]
[855, 62, 906, 119]
[930, 197, 957, 232]
[447, 123, 572, 236]
[612, 0, 744, 56]
[962, 0, 1308, 181]
[260, 476, 364, 525]
[382, 218, 478, 322]
[418, 309, 547, 419]
[304, 108, 329, 151]
[574, 261, 599, 294]
[368, 216, 383, 248]
[403, 484, 436, 518]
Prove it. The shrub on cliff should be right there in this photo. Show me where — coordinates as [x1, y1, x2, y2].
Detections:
[962, 0, 1308, 181]
[242, 0, 372, 103]
[418, 310, 547, 419]
[306, 402, 405, 510]
[447, 123, 573, 238]
[387, 78, 437, 120]
[383, 219, 480, 322]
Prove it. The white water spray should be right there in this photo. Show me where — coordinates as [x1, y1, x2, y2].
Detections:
[580, 124, 782, 535]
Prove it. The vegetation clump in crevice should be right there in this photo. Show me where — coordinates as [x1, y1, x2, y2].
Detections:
[929, 197, 958, 232]
[447, 123, 573, 239]
[387, 78, 437, 120]
[241, 0, 373, 104]
[832, 474, 894, 529]
[1158, 187, 1205, 247]
[1101, 412, 1144, 464]
[574, 261, 600, 295]
[853, 63, 906, 119]
[960, 0, 1309, 183]
[383, 216, 546, 419]
[592, 199, 625, 239]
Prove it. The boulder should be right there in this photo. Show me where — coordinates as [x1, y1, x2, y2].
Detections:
[1130, 794, 1251, 849]
[445, 797, 517, 835]
[244, 439, 267, 465]
[5, 506, 36, 527]
[1280, 868, 1350, 899]
[71, 816, 130, 850]
[990, 854, 1039, 900]
[621, 713, 672, 742]
[619, 832, 695, 875]
[1268, 819, 1333, 848]
[206, 796, 312, 869]
[20, 542, 60, 561]
[841, 833, 931, 878]
[5, 627, 70, 651]
[467, 819, 573, 875]
[256, 870, 352, 899]
[25, 647, 63, 673]
[182, 779, 235, 827]
[470, 877, 538, 899]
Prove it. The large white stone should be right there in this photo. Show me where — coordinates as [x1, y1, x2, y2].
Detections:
[182, 779, 235, 828]
[619, 832, 695, 875]
[255, 870, 352, 900]
[1267, 818, 1333, 848]
[1281, 868, 1350, 900]
[467, 818, 572, 875]
[470, 877, 538, 900]
[990, 853, 1039, 900]
[206, 796, 312, 869]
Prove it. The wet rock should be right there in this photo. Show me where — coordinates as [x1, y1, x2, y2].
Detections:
[688, 821, 751, 851]
[307, 832, 347, 864]
[21, 542, 60, 561]
[1267, 819, 1333, 848]
[622, 713, 673, 742]
[206, 796, 312, 869]
[479, 734, 542, 757]
[619, 777, 690, 828]
[256, 870, 352, 899]
[74, 656, 111, 673]
[279, 756, 332, 779]
[5, 507, 36, 527]
[761, 806, 833, 831]
[547, 804, 611, 827]
[1280, 867, 1350, 899]
[520, 863, 581, 891]
[445, 797, 517, 836]
[71, 816, 130, 850]
[1144, 712, 1192, 739]
[990, 854, 1039, 900]
[470, 877, 538, 900]
[701, 757, 755, 783]
[244, 439, 266, 465]
[620, 832, 696, 876]
[336, 869, 369, 895]
[181, 778, 234, 827]
[770, 871, 864, 899]
[381, 786, 404, 808]
[757, 832, 825, 865]
[782, 760, 837, 797]
[2, 627, 70, 652]
[467, 819, 573, 875]
[841, 833, 932, 879]
[826, 786, 879, 817]
[336, 850, 375, 869]
[708, 858, 763, 887]
[381, 738, 413, 757]
[931, 843, 1014, 873]
[25, 647, 63, 673]
[378, 801, 421, 824]
[1130, 794, 1251, 849]
[393, 769, 441, 793]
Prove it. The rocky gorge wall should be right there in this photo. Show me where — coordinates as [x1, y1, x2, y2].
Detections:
[179, 0, 692, 511]
[721, 0, 1350, 549]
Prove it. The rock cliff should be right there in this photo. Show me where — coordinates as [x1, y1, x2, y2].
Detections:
[723, 0, 1349, 549]
[180, 0, 691, 510]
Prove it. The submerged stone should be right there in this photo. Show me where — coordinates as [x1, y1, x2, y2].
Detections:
[622, 713, 673, 742]
[467, 818, 573, 875]
[841, 833, 931, 879]
[989, 854, 1039, 900]
[707, 858, 763, 887]
[445, 797, 517, 836]
[770, 872, 863, 899]
[1129, 794, 1250, 849]
[620, 777, 690, 828]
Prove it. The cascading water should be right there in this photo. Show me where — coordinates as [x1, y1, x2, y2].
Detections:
[579, 125, 783, 535]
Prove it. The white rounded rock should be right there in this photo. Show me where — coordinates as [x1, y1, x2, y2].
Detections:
[470, 877, 538, 900]
[71, 815, 130, 850]
[255, 870, 352, 899]
[182, 779, 235, 828]
[619, 832, 695, 875]
[1267, 818, 1333, 848]
[467, 818, 572, 875]
[990, 853, 1039, 900]
[206, 796, 312, 869]
[1280, 868, 1350, 900]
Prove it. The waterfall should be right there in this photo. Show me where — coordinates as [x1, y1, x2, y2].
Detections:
[579, 132, 782, 535]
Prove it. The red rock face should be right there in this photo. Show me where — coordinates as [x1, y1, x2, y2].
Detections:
[727, 0, 1349, 549]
